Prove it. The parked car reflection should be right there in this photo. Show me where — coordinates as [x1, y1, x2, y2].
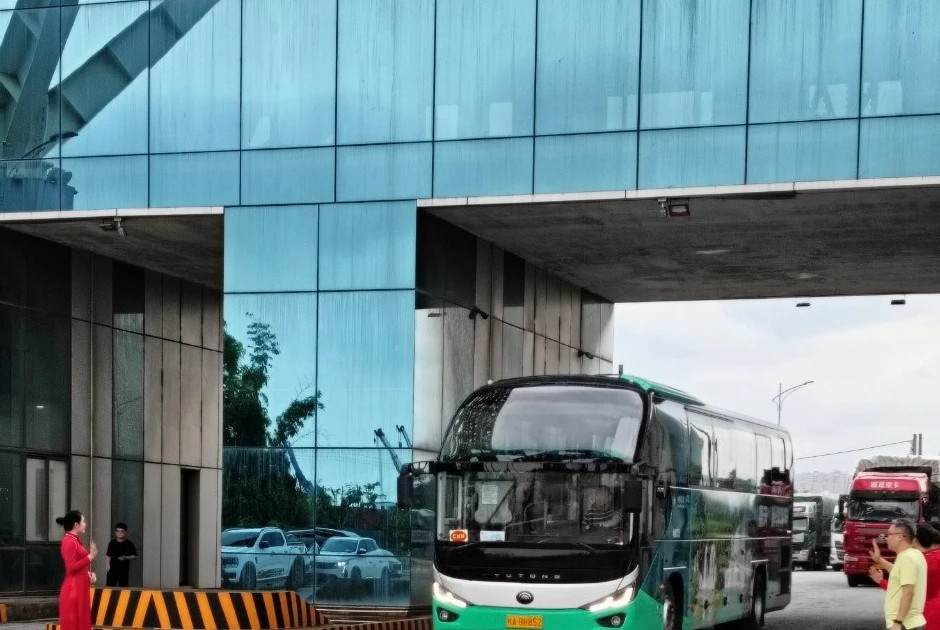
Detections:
[314, 536, 402, 587]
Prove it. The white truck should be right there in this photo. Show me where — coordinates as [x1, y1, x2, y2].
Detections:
[221, 527, 308, 590]
[830, 495, 846, 571]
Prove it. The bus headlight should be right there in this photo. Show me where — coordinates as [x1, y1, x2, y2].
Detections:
[433, 582, 471, 609]
[582, 586, 635, 613]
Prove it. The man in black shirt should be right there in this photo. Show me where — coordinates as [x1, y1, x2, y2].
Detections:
[106, 522, 138, 587]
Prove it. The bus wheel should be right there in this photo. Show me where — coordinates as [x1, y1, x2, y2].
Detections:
[661, 581, 681, 630]
[748, 572, 766, 629]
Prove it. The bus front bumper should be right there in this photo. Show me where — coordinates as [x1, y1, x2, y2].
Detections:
[432, 589, 661, 630]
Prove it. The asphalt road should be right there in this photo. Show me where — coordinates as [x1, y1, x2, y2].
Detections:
[765, 569, 886, 630]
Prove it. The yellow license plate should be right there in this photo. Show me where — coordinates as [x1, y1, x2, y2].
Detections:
[506, 615, 543, 629]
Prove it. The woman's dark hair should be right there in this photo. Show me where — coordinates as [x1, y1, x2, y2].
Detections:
[55, 510, 83, 532]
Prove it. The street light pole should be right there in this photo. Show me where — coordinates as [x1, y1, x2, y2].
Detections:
[772, 380, 814, 425]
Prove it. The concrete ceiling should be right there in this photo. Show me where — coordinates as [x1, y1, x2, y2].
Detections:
[4, 213, 223, 289]
[424, 182, 940, 303]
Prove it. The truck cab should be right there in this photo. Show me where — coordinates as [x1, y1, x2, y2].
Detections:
[841, 472, 928, 586]
[792, 495, 834, 571]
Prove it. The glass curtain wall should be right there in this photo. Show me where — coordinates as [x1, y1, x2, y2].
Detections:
[5, 0, 940, 218]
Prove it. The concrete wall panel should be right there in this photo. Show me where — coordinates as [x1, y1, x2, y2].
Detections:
[180, 281, 202, 347]
[200, 350, 220, 469]
[92, 325, 112, 458]
[71, 320, 91, 456]
[162, 277, 181, 342]
[142, 463, 162, 587]
[180, 346, 202, 467]
[162, 342, 181, 464]
[160, 465, 181, 588]
[144, 336, 163, 463]
[91, 457, 112, 579]
[197, 468, 219, 588]
[202, 289, 221, 352]
[71, 250, 93, 321]
[145, 270, 163, 338]
[70, 455, 90, 518]
[92, 257, 112, 326]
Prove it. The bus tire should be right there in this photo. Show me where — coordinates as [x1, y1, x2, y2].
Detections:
[748, 571, 766, 629]
[661, 580, 681, 630]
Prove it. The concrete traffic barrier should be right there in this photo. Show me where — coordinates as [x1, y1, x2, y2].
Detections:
[48, 588, 331, 630]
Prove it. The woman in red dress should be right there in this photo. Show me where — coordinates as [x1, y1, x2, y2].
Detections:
[57, 510, 98, 630]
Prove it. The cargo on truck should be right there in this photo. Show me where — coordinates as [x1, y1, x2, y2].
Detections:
[839, 455, 940, 587]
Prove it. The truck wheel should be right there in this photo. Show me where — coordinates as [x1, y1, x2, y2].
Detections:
[239, 563, 257, 590]
[847, 574, 863, 588]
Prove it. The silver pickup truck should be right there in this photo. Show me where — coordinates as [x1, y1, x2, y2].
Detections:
[220, 527, 307, 589]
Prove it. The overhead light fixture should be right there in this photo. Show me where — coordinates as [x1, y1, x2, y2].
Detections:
[891, 297, 906, 306]
[658, 197, 691, 218]
[577, 350, 595, 360]
[99, 217, 127, 237]
[796, 301, 811, 308]
[426, 311, 443, 318]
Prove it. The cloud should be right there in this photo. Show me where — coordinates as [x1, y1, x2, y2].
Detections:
[614, 296, 940, 471]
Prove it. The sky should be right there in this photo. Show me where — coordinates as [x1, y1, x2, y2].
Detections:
[613, 295, 940, 473]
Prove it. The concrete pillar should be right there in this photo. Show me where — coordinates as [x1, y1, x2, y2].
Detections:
[144, 337, 163, 463]
[162, 277, 181, 342]
[180, 281, 202, 348]
[92, 325, 112, 458]
[144, 270, 163, 338]
[71, 250, 93, 321]
[197, 468, 220, 588]
[70, 455, 90, 515]
[201, 350, 221, 469]
[92, 257, 111, 326]
[71, 320, 91, 456]
[91, 458, 112, 579]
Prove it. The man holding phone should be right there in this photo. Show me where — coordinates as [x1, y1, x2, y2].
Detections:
[869, 520, 927, 630]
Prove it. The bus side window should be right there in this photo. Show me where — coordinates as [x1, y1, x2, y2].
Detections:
[688, 414, 713, 488]
[756, 435, 772, 489]
[733, 423, 757, 492]
[713, 420, 736, 489]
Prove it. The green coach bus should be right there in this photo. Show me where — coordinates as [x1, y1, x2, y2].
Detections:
[399, 374, 793, 630]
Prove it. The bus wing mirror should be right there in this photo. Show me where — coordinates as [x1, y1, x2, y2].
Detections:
[397, 464, 414, 510]
[624, 479, 643, 512]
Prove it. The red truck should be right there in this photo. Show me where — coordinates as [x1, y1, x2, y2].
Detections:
[840, 456, 940, 587]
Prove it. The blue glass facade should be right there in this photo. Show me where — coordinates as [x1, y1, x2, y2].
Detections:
[5, 0, 940, 215]
[3, 0, 940, 609]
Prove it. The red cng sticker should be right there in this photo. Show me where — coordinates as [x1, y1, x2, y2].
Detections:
[450, 529, 469, 543]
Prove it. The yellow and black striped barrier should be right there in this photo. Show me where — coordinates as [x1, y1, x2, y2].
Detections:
[58, 588, 330, 630]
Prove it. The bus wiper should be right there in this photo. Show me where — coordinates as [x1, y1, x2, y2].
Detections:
[512, 449, 623, 462]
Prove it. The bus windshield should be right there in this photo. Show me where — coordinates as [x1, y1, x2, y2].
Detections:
[847, 498, 919, 522]
[440, 384, 644, 461]
[437, 471, 632, 548]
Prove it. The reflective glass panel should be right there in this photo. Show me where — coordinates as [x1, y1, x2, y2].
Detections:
[110, 459, 143, 586]
[25, 546, 62, 591]
[536, 0, 640, 134]
[318, 202, 416, 291]
[0, 451, 22, 545]
[749, 0, 862, 123]
[316, 291, 414, 447]
[859, 115, 940, 179]
[337, 0, 434, 144]
[224, 206, 318, 293]
[221, 446, 316, 529]
[640, 0, 749, 128]
[336, 144, 432, 202]
[149, 0, 240, 152]
[150, 152, 239, 207]
[242, 0, 335, 149]
[113, 331, 144, 459]
[433, 138, 533, 198]
[0, 305, 21, 448]
[0, 8, 59, 162]
[0, 160, 61, 212]
[224, 294, 318, 449]
[747, 120, 858, 184]
[638, 127, 746, 189]
[863, 0, 940, 117]
[435, 0, 536, 139]
[23, 313, 69, 453]
[61, 156, 148, 210]
[25, 458, 45, 542]
[47, 459, 66, 541]
[534, 133, 637, 193]
[240, 148, 334, 206]
[59, 1, 149, 157]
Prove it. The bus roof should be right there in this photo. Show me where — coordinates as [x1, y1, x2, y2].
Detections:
[617, 374, 704, 405]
